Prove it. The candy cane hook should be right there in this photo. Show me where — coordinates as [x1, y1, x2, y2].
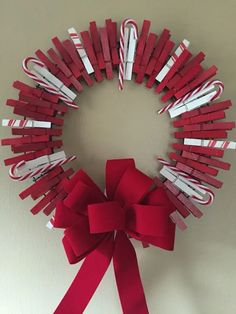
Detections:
[158, 157, 214, 205]
[22, 57, 78, 109]
[118, 18, 138, 90]
[158, 79, 224, 115]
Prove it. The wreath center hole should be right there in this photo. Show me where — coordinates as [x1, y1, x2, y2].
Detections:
[63, 79, 173, 185]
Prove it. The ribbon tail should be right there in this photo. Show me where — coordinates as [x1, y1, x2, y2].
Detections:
[113, 231, 149, 314]
[54, 233, 114, 314]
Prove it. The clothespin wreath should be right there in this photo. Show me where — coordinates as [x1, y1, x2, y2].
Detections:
[1, 18, 235, 314]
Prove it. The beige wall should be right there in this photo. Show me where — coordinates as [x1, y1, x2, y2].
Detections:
[0, 0, 236, 313]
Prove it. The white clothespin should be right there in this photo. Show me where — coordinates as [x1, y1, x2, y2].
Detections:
[15, 151, 66, 177]
[33, 64, 77, 101]
[160, 165, 206, 199]
[184, 138, 236, 150]
[169, 85, 216, 118]
[68, 27, 94, 74]
[2, 119, 51, 128]
[125, 27, 137, 80]
[156, 39, 190, 82]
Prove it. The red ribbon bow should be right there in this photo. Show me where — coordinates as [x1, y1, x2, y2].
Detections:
[53, 159, 176, 314]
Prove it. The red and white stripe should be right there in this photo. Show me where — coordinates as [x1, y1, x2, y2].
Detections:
[171, 41, 187, 63]
[158, 79, 224, 114]
[22, 57, 78, 108]
[184, 138, 236, 150]
[118, 18, 138, 90]
[9, 155, 76, 181]
[46, 216, 55, 229]
[156, 40, 189, 83]
[68, 27, 94, 74]
[158, 157, 214, 205]
[2, 119, 51, 128]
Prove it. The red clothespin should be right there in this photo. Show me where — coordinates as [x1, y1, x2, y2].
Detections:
[146, 40, 175, 88]
[202, 121, 235, 131]
[1, 135, 50, 146]
[174, 130, 228, 139]
[154, 177, 190, 218]
[175, 65, 217, 99]
[181, 151, 231, 170]
[166, 52, 205, 89]
[30, 189, 58, 215]
[31, 168, 74, 200]
[172, 142, 224, 158]
[4, 148, 52, 166]
[177, 193, 203, 218]
[162, 174, 203, 218]
[155, 49, 192, 93]
[51, 37, 81, 79]
[80, 30, 103, 82]
[199, 99, 232, 114]
[162, 63, 203, 102]
[19, 166, 63, 200]
[100, 27, 113, 80]
[12, 127, 62, 136]
[169, 152, 219, 176]
[135, 33, 157, 83]
[12, 140, 63, 154]
[133, 20, 151, 73]
[43, 190, 68, 216]
[183, 121, 235, 132]
[146, 29, 170, 76]
[173, 110, 226, 127]
[158, 176, 203, 224]
[176, 162, 223, 188]
[47, 46, 83, 93]
[105, 19, 119, 66]
[190, 111, 226, 125]
[18, 91, 68, 114]
[63, 39, 94, 87]
[35, 49, 71, 88]
[179, 100, 232, 121]
[13, 105, 64, 126]
[13, 80, 61, 104]
[90, 21, 105, 70]
[47, 47, 72, 77]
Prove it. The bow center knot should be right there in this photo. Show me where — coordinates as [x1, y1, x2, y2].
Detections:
[88, 201, 126, 233]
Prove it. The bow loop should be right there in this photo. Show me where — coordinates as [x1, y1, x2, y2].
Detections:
[53, 200, 80, 228]
[106, 158, 135, 200]
[106, 158, 154, 206]
[64, 180, 105, 214]
[63, 216, 106, 263]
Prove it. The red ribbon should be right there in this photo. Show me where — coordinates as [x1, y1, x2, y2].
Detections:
[53, 159, 176, 314]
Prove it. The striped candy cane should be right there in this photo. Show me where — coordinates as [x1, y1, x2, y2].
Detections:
[158, 157, 214, 205]
[158, 79, 224, 114]
[184, 138, 236, 150]
[22, 57, 78, 109]
[118, 18, 138, 90]
[46, 216, 55, 229]
[2, 119, 51, 128]
[156, 40, 189, 82]
[9, 155, 76, 181]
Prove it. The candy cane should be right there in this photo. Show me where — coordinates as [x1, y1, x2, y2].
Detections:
[2, 119, 51, 128]
[9, 155, 76, 181]
[46, 216, 55, 229]
[184, 138, 236, 150]
[158, 157, 214, 205]
[22, 57, 78, 109]
[118, 18, 138, 90]
[158, 79, 224, 114]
